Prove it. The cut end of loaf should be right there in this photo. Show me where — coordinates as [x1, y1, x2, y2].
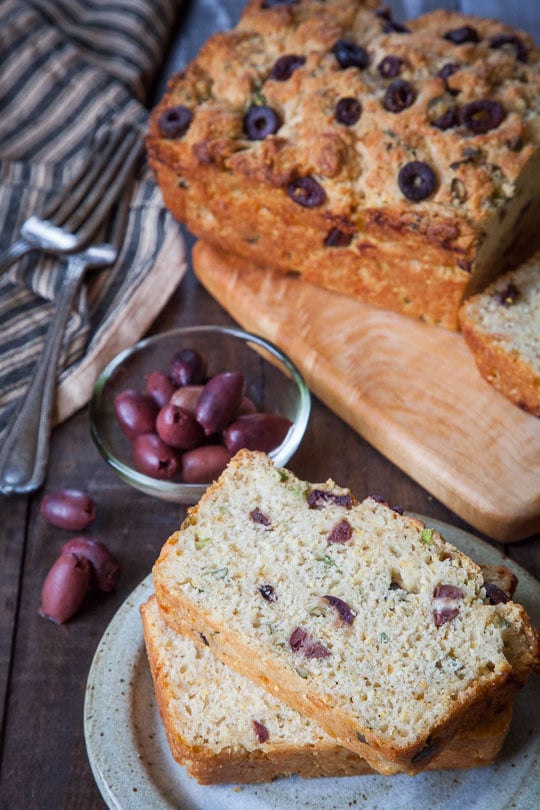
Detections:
[459, 251, 540, 416]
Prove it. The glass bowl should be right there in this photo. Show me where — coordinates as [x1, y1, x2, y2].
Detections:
[89, 325, 311, 503]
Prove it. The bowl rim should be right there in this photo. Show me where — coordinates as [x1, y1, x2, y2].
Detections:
[88, 324, 311, 497]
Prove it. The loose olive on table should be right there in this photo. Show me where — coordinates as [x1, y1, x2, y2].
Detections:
[39, 488, 121, 624]
[40, 489, 97, 531]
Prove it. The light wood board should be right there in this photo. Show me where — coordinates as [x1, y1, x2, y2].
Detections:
[192, 240, 540, 543]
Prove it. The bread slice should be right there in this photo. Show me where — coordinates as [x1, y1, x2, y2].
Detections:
[459, 252, 540, 417]
[141, 594, 514, 785]
[153, 451, 540, 775]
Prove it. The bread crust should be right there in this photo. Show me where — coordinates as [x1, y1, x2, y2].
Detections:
[460, 323, 540, 417]
[141, 595, 514, 785]
[147, 0, 540, 330]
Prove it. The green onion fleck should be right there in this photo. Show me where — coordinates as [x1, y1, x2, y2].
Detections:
[295, 667, 309, 679]
[317, 555, 336, 567]
[207, 567, 229, 579]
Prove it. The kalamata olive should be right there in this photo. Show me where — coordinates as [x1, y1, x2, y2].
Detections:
[195, 371, 245, 435]
[378, 55, 403, 78]
[460, 99, 505, 133]
[489, 33, 528, 63]
[40, 489, 96, 531]
[427, 96, 458, 130]
[286, 176, 326, 207]
[169, 385, 204, 415]
[158, 105, 193, 138]
[444, 26, 479, 45]
[332, 39, 369, 70]
[383, 20, 410, 34]
[398, 161, 437, 201]
[436, 62, 461, 83]
[61, 537, 120, 592]
[243, 105, 282, 140]
[181, 445, 232, 484]
[145, 371, 176, 409]
[223, 413, 292, 454]
[483, 581, 510, 604]
[335, 97, 362, 126]
[132, 433, 179, 479]
[269, 54, 306, 81]
[239, 395, 258, 415]
[39, 553, 92, 624]
[495, 282, 520, 307]
[324, 226, 354, 247]
[376, 8, 410, 34]
[169, 348, 206, 387]
[383, 79, 417, 113]
[156, 404, 205, 449]
[114, 389, 158, 440]
[432, 108, 458, 130]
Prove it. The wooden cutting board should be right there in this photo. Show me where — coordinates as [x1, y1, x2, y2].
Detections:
[192, 240, 540, 543]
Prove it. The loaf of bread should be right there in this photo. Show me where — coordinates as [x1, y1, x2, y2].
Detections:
[147, 0, 540, 330]
[153, 450, 540, 776]
[459, 251, 540, 416]
[141, 593, 514, 784]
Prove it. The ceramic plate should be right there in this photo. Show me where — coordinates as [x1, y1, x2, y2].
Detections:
[84, 517, 540, 810]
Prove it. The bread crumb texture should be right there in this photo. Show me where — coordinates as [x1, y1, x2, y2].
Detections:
[141, 594, 514, 783]
[153, 451, 540, 765]
[459, 251, 540, 415]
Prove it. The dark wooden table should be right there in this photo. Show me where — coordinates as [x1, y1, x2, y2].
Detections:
[1, 2, 539, 808]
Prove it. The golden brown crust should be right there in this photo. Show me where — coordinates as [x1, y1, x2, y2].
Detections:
[181, 706, 514, 783]
[147, 0, 540, 329]
[460, 320, 540, 416]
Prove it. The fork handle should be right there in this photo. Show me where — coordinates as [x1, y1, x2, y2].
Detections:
[0, 255, 89, 494]
[0, 239, 32, 274]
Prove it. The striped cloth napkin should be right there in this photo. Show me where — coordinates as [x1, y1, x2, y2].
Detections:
[0, 0, 187, 444]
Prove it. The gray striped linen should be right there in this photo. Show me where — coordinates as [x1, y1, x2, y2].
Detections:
[0, 0, 186, 445]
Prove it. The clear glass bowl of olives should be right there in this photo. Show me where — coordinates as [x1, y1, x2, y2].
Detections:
[89, 325, 311, 503]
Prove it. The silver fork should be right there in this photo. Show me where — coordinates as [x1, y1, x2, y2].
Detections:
[0, 196, 130, 495]
[0, 124, 143, 272]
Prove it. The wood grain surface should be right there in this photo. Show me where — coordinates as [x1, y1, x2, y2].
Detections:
[193, 240, 540, 543]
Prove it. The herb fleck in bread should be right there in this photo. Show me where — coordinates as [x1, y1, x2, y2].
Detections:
[141, 594, 514, 784]
[147, 0, 540, 330]
[153, 450, 540, 775]
[459, 252, 540, 416]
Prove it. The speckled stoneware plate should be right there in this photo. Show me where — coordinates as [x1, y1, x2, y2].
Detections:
[84, 517, 540, 810]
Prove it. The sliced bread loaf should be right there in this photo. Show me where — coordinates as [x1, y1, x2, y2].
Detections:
[153, 451, 540, 775]
[141, 594, 514, 784]
[459, 251, 540, 416]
